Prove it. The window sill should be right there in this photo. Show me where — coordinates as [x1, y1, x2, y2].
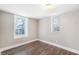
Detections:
[14, 35, 28, 39]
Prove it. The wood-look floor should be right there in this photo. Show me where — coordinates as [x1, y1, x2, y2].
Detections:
[1, 40, 78, 55]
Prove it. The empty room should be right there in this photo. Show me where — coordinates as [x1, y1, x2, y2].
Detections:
[0, 4, 79, 55]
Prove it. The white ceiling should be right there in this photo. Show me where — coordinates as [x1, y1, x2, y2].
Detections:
[0, 4, 79, 19]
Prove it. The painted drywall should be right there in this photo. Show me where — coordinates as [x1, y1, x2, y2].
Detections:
[0, 11, 38, 48]
[38, 10, 79, 50]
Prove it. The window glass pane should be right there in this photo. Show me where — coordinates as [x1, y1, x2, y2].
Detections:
[15, 16, 25, 35]
[53, 16, 60, 31]
[51, 16, 60, 32]
[14, 15, 28, 39]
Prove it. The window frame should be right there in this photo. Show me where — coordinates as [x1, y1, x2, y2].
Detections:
[14, 15, 28, 39]
[51, 16, 60, 32]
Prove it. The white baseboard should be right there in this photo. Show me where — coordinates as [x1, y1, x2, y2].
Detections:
[0, 39, 38, 55]
[38, 39, 79, 54]
[0, 39, 79, 55]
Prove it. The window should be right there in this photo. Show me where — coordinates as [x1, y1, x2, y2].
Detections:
[14, 15, 28, 39]
[51, 16, 60, 32]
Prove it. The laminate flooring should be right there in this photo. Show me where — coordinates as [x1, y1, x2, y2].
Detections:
[1, 40, 78, 55]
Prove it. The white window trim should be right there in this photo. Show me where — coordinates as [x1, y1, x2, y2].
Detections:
[51, 16, 53, 32]
[51, 16, 60, 32]
[14, 15, 28, 39]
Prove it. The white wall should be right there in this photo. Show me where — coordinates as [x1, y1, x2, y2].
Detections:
[38, 10, 79, 50]
[1, 9, 79, 51]
[0, 11, 38, 48]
